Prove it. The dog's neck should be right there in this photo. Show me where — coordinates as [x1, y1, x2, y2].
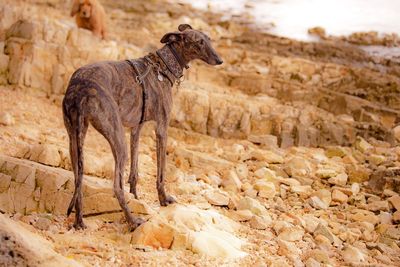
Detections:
[168, 43, 189, 70]
[156, 43, 189, 80]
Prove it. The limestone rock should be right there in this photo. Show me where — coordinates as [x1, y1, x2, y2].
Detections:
[0, 214, 81, 266]
[393, 211, 400, 222]
[316, 168, 338, 179]
[26, 144, 61, 167]
[393, 125, 400, 142]
[0, 155, 153, 216]
[311, 189, 331, 207]
[328, 173, 348, 186]
[249, 215, 272, 230]
[379, 212, 393, 224]
[177, 181, 202, 195]
[248, 134, 278, 148]
[277, 240, 301, 256]
[367, 200, 389, 212]
[130, 205, 246, 259]
[347, 165, 371, 183]
[341, 245, 366, 264]
[204, 190, 230, 206]
[388, 195, 400, 210]
[303, 215, 320, 233]
[254, 167, 276, 180]
[277, 226, 304, 242]
[127, 199, 155, 215]
[368, 154, 386, 165]
[307, 249, 331, 265]
[250, 149, 284, 164]
[350, 210, 380, 225]
[305, 257, 321, 267]
[355, 136, 373, 153]
[309, 196, 329, 209]
[231, 209, 253, 222]
[237, 196, 267, 216]
[291, 185, 313, 197]
[0, 112, 15, 126]
[325, 146, 348, 158]
[313, 223, 335, 243]
[285, 156, 313, 177]
[235, 164, 248, 180]
[222, 169, 242, 192]
[254, 180, 276, 199]
[33, 216, 52, 231]
[332, 189, 348, 203]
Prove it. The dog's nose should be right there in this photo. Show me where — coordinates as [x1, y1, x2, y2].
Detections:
[216, 58, 223, 65]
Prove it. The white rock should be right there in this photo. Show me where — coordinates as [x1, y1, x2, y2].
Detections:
[277, 240, 301, 256]
[291, 185, 313, 197]
[237, 196, 267, 216]
[222, 169, 242, 192]
[310, 189, 331, 208]
[254, 180, 276, 199]
[0, 112, 15, 126]
[277, 226, 304, 242]
[305, 257, 321, 267]
[341, 245, 366, 263]
[0, 214, 81, 265]
[249, 215, 272, 230]
[204, 190, 230, 206]
[328, 173, 348, 186]
[131, 205, 246, 259]
[351, 183, 360, 195]
[254, 167, 276, 180]
[308, 196, 329, 210]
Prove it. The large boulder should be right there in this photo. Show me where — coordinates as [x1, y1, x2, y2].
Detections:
[0, 155, 153, 216]
[130, 205, 246, 259]
[0, 214, 82, 266]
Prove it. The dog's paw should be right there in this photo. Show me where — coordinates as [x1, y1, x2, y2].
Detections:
[73, 220, 87, 230]
[160, 195, 176, 207]
[128, 217, 145, 232]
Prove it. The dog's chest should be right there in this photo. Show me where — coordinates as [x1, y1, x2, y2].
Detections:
[118, 64, 173, 126]
[77, 17, 94, 30]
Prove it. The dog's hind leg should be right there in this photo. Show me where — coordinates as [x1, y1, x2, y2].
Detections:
[63, 106, 89, 230]
[128, 124, 143, 198]
[89, 99, 144, 231]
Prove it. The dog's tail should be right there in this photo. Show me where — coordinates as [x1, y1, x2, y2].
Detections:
[63, 96, 87, 217]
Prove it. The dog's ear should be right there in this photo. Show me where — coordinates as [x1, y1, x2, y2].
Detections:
[178, 24, 192, 32]
[71, 0, 80, 17]
[160, 31, 182, 44]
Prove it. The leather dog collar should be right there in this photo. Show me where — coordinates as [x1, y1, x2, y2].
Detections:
[156, 45, 188, 79]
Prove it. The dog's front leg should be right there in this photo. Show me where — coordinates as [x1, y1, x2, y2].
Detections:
[128, 124, 143, 198]
[156, 122, 176, 206]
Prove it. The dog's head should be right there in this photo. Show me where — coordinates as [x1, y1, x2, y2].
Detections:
[160, 24, 223, 66]
[71, 0, 95, 18]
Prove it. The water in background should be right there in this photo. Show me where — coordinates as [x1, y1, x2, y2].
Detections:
[178, 0, 400, 41]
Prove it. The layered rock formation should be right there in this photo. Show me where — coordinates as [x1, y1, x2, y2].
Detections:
[0, 0, 399, 266]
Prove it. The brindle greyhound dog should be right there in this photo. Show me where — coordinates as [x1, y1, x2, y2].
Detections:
[62, 24, 223, 230]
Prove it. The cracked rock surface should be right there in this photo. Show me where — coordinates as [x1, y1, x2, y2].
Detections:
[0, 0, 399, 265]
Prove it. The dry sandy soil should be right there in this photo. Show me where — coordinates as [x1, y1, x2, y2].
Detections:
[0, 0, 399, 266]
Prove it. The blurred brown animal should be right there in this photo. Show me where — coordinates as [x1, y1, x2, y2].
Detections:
[71, 0, 107, 39]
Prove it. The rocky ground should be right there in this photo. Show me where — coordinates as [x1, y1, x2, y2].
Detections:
[0, 0, 400, 266]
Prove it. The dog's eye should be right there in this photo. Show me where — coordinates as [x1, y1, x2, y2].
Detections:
[199, 39, 205, 45]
